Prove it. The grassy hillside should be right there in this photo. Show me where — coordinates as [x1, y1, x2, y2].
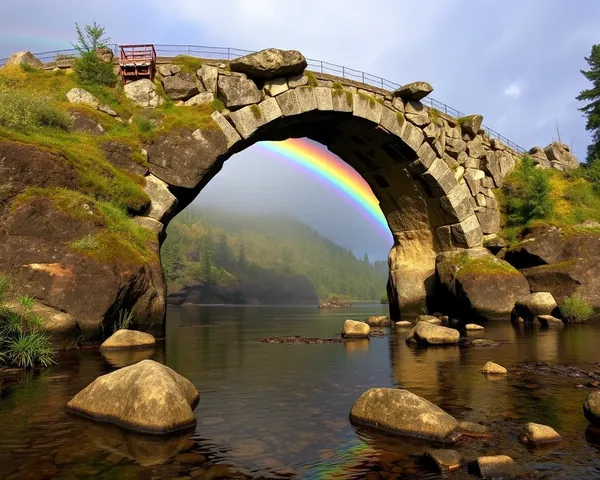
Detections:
[162, 207, 388, 301]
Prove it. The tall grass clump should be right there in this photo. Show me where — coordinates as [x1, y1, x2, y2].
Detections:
[561, 293, 594, 323]
[0, 277, 55, 368]
[172, 55, 203, 73]
[0, 90, 70, 133]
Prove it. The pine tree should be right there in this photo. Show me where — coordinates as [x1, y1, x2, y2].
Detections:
[200, 236, 213, 284]
[577, 44, 600, 162]
[237, 241, 247, 270]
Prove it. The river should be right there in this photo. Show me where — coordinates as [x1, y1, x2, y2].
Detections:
[1, 304, 600, 479]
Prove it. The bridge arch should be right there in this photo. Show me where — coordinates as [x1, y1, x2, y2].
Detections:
[142, 62, 521, 318]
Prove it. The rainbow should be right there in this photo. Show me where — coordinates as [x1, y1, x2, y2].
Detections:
[257, 138, 392, 241]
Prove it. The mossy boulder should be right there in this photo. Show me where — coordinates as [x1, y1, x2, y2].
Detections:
[436, 248, 530, 320]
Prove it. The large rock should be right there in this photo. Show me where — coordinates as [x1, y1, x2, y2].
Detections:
[415, 314, 442, 325]
[366, 315, 391, 326]
[229, 48, 307, 80]
[66, 88, 100, 109]
[436, 249, 530, 320]
[506, 226, 600, 306]
[217, 74, 261, 109]
[143, 174, 178, 223]
[393, 81, 433, 101]
[349, 388, 460, 442]
[100, 140, 148, 176]
[520, 422, 561, 445]
[512, 292, 559, 322]
[459, 114, 483, 137]
[6, 50, 42, 68]
[481, 150, 515, 187]
[66, 360, 199, 434]
[100, 329, 156, 350]
[406, 322, 460, 345]
[146, 127, 228, 189]
[161, 72, 200, 101]
[124, 79, 165, 108]
[584, 391, 600, 426]
[544, 142, 578, 170]
[69, 112, 105, 136]
[342, 319, 369, 338]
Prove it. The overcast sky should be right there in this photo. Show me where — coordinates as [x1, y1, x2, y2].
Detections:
[2, 1, 599, 260]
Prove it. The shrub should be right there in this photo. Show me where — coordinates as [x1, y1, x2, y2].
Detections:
[561, 293, 594, 323]
[0, 281, 55, 368]
[0, 64, 28, 88]
[0, 89, 70, 133]
[74, 52, 117, 87]
[502, 155, 554, 227]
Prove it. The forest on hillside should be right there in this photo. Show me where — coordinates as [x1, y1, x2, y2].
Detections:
[161, 207, 388, 304]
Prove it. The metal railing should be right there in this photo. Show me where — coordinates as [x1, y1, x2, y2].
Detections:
[0, 43, 525, 153]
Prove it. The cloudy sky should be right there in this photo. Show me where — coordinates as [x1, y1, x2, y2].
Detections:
[2, 1, 599, 260]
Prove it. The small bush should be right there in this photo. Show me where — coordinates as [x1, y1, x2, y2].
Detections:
[502, 155, 554, 227]
[172, 55, 203, 73]
[3, 332, 55, 368]
[0, 89, 70, 133]
[74, 52, 117, 87]
[305, 71, 318, 88]
[561, 293, 594, 323]
[0, 64, 28, 88]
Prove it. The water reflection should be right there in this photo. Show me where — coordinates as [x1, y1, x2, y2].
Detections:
[344, 338, 370, 356]
[101, 346, 155, 367]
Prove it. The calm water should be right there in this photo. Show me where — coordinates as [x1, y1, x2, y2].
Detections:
[1, 304, 600, 479]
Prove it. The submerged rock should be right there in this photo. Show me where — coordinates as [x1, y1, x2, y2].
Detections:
[341, 320, 370, 338]
[536, 314, 564, 327]
[520, 422, 561, 445]
[465, 323, 484, 330]
[477, 455, 517, 479]
[470, 339, 501, 348]
[100, 329, 156, 350]
[425, 449, 463, 473]
[458, 421, 490, 438]
[415, 315, 442, 325]
[366, 315, 391, 326]
[349, 388, 460, 442]
[66, 360, 199, 434]
[406, 322, 460, 345]
[258, 336, 341, 344]
[395, 320, 413, 328]
[584, 391, 600, 426]
[482, 361, 507, 374]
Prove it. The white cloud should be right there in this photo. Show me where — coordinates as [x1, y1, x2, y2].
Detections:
[504, 83, 522, 98]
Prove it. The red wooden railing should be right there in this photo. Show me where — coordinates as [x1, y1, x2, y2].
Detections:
[118, 44, 156, 84]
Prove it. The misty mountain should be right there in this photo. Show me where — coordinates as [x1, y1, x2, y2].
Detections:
[162, 207, 388, 305]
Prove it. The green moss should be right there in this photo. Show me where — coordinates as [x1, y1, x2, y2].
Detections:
[13, 187, 156, 265]
[428, 107, 441, 123]
[452, 251, 518, 277]
[332, 81, 344, 90]
[172, 55, 203, 73]
[305, 71, 318, 88]
[358, 91, 377, 108]
[210, 98, 225, 112]
[396, 112, 405, 124]
[250, 103, 262, 120]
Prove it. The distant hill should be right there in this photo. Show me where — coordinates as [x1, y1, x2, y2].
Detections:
[162, 207, 388, 305]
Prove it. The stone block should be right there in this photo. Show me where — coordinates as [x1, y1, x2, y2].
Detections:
[287, 74, 308, 87]
[410, 142, 437, 174]
[440, 182, 474, 222]
[210, 111, 241, 148]
[422, 158, 457, 197]
[476, 207, 500, 234]
[380, 107, 406, 138]
[276, 89, 302, 116]
[143, 174, 178, 223]
[400, 121, 425, 154]
[296, 87, 318, 113]
[353, 93, 383, 124]
[451, 214, 483, 247]
[263, 77, 288, 96]
[229, 98, 282, 138]
[314, 87, 333, 110]
[331, 89, 353, 112]
[199, 65, 218, 93]
[436, 225, 454, 250]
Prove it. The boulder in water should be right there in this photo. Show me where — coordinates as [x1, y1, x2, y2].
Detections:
[520, 422, 561, 445]
[100, 329, 156, 350]
[341, 320, 369, 338]
[366, 315, 391, 326]
[482, 361, 507, 374]
[349, 388, 460, 442]
[406, 322, 460, 345]
[66, 360, 199, 434]
[584, 391, 600, 426]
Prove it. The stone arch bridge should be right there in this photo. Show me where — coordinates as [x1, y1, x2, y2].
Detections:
[2, 47, 579, 340]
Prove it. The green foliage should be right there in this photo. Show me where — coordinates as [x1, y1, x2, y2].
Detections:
[71, 22, 116, 87]
[0, 278, 55, 368]
[428, 108, 441, 123]
[576, 158, 600, 194]
[74, 53, 117, 87]
[250, 104, 262, 119]
[502, 155, 554, 227]
[0, 89, 70, 133]
[114, 309, 133, 330]
[162, 207, 387, 301]
[561, 293, 594, 323]
[305, 71, 318, 88]
[211, 98, 225, 112]
[71, 22, 111, 55]
[172, 55, 203, 73]
[380, 290, 388, 304]
[577, 44, 600, 162]
[71, 234, 100, 252]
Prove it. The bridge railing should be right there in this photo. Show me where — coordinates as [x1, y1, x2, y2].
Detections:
[0, 43, 526, 153]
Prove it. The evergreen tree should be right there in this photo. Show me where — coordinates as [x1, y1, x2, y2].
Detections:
[200, 235, 213, 284]
[362, 252, 370, 265]
[577, 44, 600, 162]
[214, 233, 232, 267]
[237, 241, 247, 270]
